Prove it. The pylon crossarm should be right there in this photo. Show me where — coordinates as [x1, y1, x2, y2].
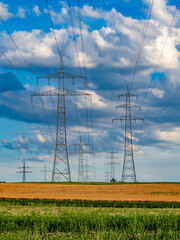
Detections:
[112, 117, 125, 122]
[69, 151, 94, 154]
[37, 72, 86, 80]
[31, 89, 91, 98]
[113, 116, 144, 122]
[131, 117, 144, 122]
[106, 156, 118, 159]
[116, 104, 140, 109]
[118, 93, 138, 99]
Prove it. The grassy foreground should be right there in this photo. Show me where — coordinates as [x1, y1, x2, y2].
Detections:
[0, 199, 180, 239]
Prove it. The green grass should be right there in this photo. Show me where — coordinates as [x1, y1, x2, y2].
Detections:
[0, 205, 180, 239]
[1, 198, 180, 208]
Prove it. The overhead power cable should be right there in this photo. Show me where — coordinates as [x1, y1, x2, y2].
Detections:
[0, 10, 57, 148]
[31, 99, 54, 157]
[139, 0, 180, 108]
[0, 47, 27, 81]
[0, 15, 37, 76]
[44, 0, 62, 58]
[129, 0, 154, 90]
[77, 0, 87, 81]
[68, 0, 82, 76]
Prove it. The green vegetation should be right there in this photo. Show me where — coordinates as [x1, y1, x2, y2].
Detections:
[0, 201, 180, 239]
[1, 198, 180, 208]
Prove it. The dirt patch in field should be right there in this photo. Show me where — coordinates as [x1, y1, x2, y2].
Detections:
[0, 183, 180, 202]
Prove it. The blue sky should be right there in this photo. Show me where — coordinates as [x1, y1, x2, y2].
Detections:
[1, 0, 180, 182]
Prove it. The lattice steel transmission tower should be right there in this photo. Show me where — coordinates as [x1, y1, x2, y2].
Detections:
[40, 164, 51, 182]
[70, 136, 94, 182]
[32, 57, 90, 182]
[113, 86, 144, 182]
[105, 150, 119, 181]
[16, 162, 32, 183]
[104, 171, 110, 182]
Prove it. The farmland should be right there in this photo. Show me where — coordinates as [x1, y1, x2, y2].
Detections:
[1, 183, 180, 239]
[1, 183, 180, 201]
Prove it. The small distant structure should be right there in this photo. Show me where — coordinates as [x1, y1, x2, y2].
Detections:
[16, 162, 32, 182]
[105, 149, 119, 182]
[40, 164, 51, 182]
[104, 171, 110, 182]
[69, 136, 95, 182]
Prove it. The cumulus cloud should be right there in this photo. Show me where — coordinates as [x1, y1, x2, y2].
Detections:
[0, 129, 55, 154]
[81, 5, 102, 18]
[149, 88, 164, 98]
[1, 0, 180, 158]
[143, 0, 175, 25]
[0, 2, 14, 20]
[16, 7, 26, 18]
[43, 5, 68, 24]
[32, 5, 41, 16]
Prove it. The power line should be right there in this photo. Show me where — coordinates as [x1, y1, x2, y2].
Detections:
[68, 0, 82, 75]
[0, 47, 28, 81]
[31, 98, 54, 157]
[77, 0, 87, 80]
[44, 0, 62, 58]
[139, 0, 180, 107]
[0, 15, 37, 76]
[130, 0, 154, 90]
[73, 0, 94, 155]
[0, 10, 57, 148]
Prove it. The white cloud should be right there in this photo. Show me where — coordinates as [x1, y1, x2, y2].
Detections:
[44, 6, 68, 24]
[75, 90, 107, 109]
[155, 127, 180, 145]
[81, 5, 102, 18]
[36, 134, 45, 143]
[149, 88, 164, 98]
[16, 7, 26, 19]
[0, 2, 14, 20]
[32, 5, 41, 16]
[143, 0, 174, 25]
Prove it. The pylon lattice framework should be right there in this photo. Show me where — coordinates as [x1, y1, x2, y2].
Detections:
[40, 164, 51, 182]
[32, 58, 91, 182]
[105, 150, 119, 181]
[16, 161, 32, 183]
[113, 86, 144, 182]
[70, 136, 94, 182]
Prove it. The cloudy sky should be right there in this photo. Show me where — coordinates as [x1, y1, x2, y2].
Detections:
[0, 0, 180, 182]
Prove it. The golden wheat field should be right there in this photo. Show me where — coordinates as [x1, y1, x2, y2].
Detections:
[0, 183, 180, 202]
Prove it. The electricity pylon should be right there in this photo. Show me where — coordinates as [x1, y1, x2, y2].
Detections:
[104, 171, 110, 182]
[40, 164, 51, 182]
[70, 136, 94, 182]
[105, 149, 119, 181]
[16, 162, 32, 182]
[32, 57, 90, 182]
[113, 85, 144, 182]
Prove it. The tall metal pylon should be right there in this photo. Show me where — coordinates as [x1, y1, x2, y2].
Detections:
[32, 57, 90, 182]
[113, 85, 144, 182]
[16, 162, 32, 183]
[40, 164, 51, 182]
[104, 171, 110, 182]
[70, 136, 94, 182]
[105, 149, 119, 181]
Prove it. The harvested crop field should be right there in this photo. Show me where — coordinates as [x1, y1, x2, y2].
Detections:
[1, 183, 180, 202]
